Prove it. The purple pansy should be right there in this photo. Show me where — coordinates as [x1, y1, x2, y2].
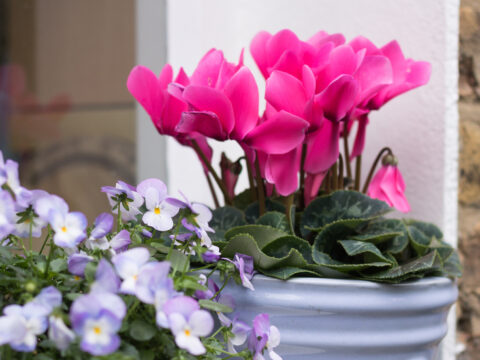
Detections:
[163, 296, 214, 355]
[0, 156, 32, 208]
[68, 252, 94, 277]
[0, 190, 15, 240]
[112, 247, 151, 294]
[137, 178, 180, 231]
[49, 209, 87, 249]
[13, 190, 48, 238]
[85, 213, 114, 250]
[228, 253, 255, 291]
[70, 292, 126, 356]
[202, 245, 221, 263]
[48, 315, 75, 351]
[248, 314, 282, 360]
[220, 315, 251, 354]
[102, 181, 144, 222]
[90, 259, 121, 294]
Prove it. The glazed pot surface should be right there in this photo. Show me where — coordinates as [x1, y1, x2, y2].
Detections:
[217, 275, 457, 360]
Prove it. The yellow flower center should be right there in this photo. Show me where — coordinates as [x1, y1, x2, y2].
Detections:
[93, 326, 102, 335]
[154, 207, 161, 215]
[133, 274, 138, 281]
[61, 226, 67, 233]
[184, 329, 191, 337]
[73, 276, 81, 281]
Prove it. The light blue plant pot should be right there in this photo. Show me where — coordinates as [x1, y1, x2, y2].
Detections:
[221, 275, 457, 360]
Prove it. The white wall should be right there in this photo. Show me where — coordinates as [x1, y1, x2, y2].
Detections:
[138, 1, 459, 358]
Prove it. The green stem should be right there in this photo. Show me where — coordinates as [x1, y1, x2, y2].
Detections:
[117, 204, 122, 231]
[254, 154, 266, 216]
[28, 220, 33, 253]
[39, 226, 52, 254]
[343, 119, 352, 179]
[210, 275, 230, 300]
[299, 143, 307, 209]
[361, 147, 393, 193]
[167, 218, 182, 260]
[205, 172, 220, 208]
[338, 154, 344, 190]
[126, 300, 140, 320]
[284, 194, 294, 223]
[354, 155, 362, 191]
[244, 156, 257, 203]
[331, 162, 338, 191]
[44, 238, 55, 278]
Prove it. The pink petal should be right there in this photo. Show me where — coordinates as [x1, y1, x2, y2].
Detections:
[316, 45, 358, 91]
[314, 74, 358, 122]
[266, 29, 302, 71]
[350, 115, 369, 159]
[224, 67, 259, 140]
[265, 148, 301, 196]
[304, 172, 327, 206]
[162, 93, 188, 136]
[250, 31, 272, 78]
[190, 49, 224, 87]
[176, 111, 227, 140]
[304, 120, 341, 173]
[175, 67, 190, 86]
[348, 36, 380, 55]
[244, 110, 308, 155]
[127, 65, 164, 123]
[355, 55, 393, 104]
[308, 31, 345, 48]
[380, 40, 406, 83]
[304, 42, 334, 74]
[265, 71, 308, 117]
[302, 65, 316, 99]
[191, 135, 213, 173]
[159, 64, 174, 89]
[270, 50, 302, 79]
[182, 85, 235, 136]
[380, 166, 410, 213]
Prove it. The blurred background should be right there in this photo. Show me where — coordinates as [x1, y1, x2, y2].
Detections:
[0, 0, 479, 358]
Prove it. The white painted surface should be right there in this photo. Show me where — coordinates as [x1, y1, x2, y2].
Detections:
[138, 1, 459, 358]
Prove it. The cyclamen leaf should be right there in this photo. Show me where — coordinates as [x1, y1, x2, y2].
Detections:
[301, 190, 391, 237]
[245, 199, 285, 224]
[260, 266, 320, 280]
[210, 206, 246, 242]
[256, 211, 290, 233]
[224, 224, 287, 249]
[262, 235, 313, 263]
[311, 250, 391, 271]
[221, 233, 307, 270]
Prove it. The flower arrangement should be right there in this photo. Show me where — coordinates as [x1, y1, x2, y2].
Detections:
[0, 28, 461, 360]
[0, 153, 280, 359]
[127, 29, 461, 283]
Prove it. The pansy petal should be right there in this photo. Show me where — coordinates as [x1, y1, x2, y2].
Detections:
[189, 310, 214, 337]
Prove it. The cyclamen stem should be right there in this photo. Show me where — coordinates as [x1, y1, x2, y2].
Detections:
[338, 154, 344, 189]
[361, 147, 393, 193]
[243, 156, 257, 203]
[355, 155, 362, 191]
[190, 139, 232, 205]
[299, 143, 307, 209]
[254, 154, 266, 216]
[331, 162, 338, 190]
[205, 172, 220, 208]
[343, 119, 352, 179]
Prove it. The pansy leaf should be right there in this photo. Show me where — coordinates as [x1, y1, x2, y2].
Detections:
[129, 320, 156, 341]
[199, 299, 233, 313]
[210, 206, 246, 242]
[169, 249, 189, 273]
[301, 190, 391, 237]
[225, 224, 287, 249]
[256, 211, 290, 233]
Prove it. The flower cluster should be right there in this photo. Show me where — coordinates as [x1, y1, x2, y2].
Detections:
[0, 150, 281, 359]
[128, 29, 430, 212]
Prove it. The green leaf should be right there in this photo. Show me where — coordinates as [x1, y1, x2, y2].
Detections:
[406, 225, 432, 256]
[311, 250, 391, 271]
[244, 199, 285, 224]
[177, 276, 207, 292]
[442, 251, 462, 277]
[49, 258, 67, 273]
[233, 188, 255, 210]
[199, 299, 233, 313]
[260, 266, 320, 280]
[301, 190, 391, 237]
[312, 219, 367, 256]
[84, 261, 97, 282]
[362, 251, 443, 282]
[221, 233, 307, 270]
[224, 224, 287, 249]
[129, 320, 156, 341]
[169, 250, 189, 273]
[210, 206, 246, 242]
[338, 240, 393, 264]
[65, 293, 82, 301]
[262, 236, 313, 263]
[368, 219, 409, 254]
[256, 211, 290, 233]
[149, 242, 170, 254]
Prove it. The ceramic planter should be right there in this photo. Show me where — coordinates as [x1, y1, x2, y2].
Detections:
[219, 274, 457, 360]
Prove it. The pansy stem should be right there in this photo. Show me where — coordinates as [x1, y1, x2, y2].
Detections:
[39, 226, 52, 254]
[354, 155, 362, 191]
[190, 139, 232, 205]
[210, 275, 230, 301]
[28, 220, 33, 253]
[254, 154, 266, 216]
[44, 238, 55, 278]
[361, 147, 393, 193]
[117, 204, 122, 231]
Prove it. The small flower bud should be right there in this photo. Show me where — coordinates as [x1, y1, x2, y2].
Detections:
[25, 281, 37, 293]
[382, 153, 398, 166]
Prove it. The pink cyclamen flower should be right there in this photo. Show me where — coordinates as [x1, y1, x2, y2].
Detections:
[367, 155, 410, 213]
